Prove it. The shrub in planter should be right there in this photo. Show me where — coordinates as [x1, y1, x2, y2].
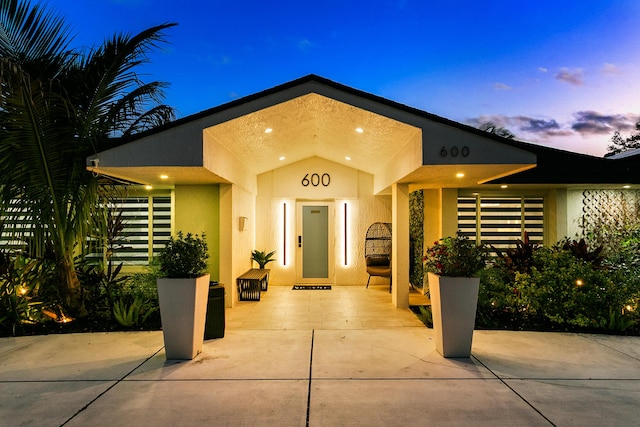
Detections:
[157, 232, 210, 360]
[423, 233, 487, 277]
[158, 232, 209, 278]
[424, 233, 487, 357]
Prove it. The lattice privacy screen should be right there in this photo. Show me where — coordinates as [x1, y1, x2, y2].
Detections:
[580, 190, 640, 237]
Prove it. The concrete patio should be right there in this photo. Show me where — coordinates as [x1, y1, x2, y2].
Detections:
[1, 285, 639, 426]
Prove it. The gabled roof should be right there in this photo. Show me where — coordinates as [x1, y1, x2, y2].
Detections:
[88, 74, 638, 191]
[88, 75, 538, 192]
[117, 74, 512, 145]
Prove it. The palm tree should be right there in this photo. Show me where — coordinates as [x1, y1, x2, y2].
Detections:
[0, 0, 176, 314]
[479, 121, 515, 139]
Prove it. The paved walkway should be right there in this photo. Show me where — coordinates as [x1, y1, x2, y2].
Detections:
[1, 286, 639, 426]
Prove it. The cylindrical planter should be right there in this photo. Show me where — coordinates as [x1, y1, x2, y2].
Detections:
[428, 272, 480, 358]
[157, 274, 210, 360]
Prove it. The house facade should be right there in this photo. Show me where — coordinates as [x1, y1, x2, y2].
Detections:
[87, 75, 640, 308]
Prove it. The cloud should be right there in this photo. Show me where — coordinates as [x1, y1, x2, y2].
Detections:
[601, 63, 619, 74]
[467, 114, 570, 140]
[511, 116, 574, 139]
[571, 111, 637, 135]
[514, 116, 560, 132]
[296, 38, 314, 51]
[537, 67, 548, 73]
[493, 83, 511, 90]
[468, 111, 638, 142]
[555, 68, 584, 85]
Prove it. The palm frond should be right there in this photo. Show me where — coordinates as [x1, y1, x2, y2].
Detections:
[0, 0, 73, 79]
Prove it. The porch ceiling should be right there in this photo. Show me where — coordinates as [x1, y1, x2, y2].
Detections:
[203, 93, 421, 176]
[403, 164, 536, 190]
[88, 166, 229, 186]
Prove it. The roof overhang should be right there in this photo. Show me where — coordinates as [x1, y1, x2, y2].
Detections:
[87, 75, 538, 194]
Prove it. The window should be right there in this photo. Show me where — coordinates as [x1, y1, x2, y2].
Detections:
[458, 195, 544, 254]
[92, 194, 172, 265]
[1, 193, 172, 265]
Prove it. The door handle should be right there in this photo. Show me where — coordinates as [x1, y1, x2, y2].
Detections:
[298, 235, 302, 247]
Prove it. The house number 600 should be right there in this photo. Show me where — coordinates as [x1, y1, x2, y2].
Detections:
[301, 173, 330, 187]
[440, 145, 470, 157]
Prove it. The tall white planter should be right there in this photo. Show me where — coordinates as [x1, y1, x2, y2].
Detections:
[428, 272, 480, 358]
[157, 274, 210, 360]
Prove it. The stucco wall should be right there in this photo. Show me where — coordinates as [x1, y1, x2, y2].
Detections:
[220, 183, 255, 306]
[174, 185, 220, 280]
[256, 157, 391, 286]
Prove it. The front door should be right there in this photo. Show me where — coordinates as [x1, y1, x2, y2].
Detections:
[296, 202, 334, 283]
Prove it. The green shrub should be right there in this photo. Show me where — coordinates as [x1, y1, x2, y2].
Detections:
[424, 233, 487, 277]
[158, 232, 209, 278]
[477, 266, 525, 329]
[477, 238, 640, 334]
[513, 248, 638, 330]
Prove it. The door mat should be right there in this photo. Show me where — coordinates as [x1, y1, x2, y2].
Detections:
[292, 285, 332, 290]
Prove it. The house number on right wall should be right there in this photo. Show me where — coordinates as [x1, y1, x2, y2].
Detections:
[440, 146, 470, 157]
[301, 173, 331, 187]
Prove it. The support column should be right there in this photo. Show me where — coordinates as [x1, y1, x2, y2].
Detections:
[441, 188, 458, 238]
[392, 183, 409, 308]
[423, 188, 458, 244]
[219, 183, 256, 307]
[219, 184, 233, 307]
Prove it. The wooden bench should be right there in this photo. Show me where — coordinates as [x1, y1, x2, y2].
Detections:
[237, 268, 270, 301]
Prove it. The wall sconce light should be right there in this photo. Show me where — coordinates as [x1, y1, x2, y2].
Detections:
[239, 216, 248, 232]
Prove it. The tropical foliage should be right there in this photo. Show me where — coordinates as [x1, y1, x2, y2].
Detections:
[251, 249, 276, 269]
[477, 236, 640, 334]
[0, 0, 176, 316]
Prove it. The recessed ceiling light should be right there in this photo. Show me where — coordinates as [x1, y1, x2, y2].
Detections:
[145, 185, 153, 190]
[265, 128, 273, 133]
[501, 185, 508, 189]
[623, 185, 631, 189]
[279, 156, 285, 161]
[160, 174, 169, 180]
[345, 156, 351, 161]
[456, 172, 465, 178]
[355, 127, 363, 133]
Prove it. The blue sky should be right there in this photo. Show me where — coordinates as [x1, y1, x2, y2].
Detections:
[48, 0, 640, 155]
